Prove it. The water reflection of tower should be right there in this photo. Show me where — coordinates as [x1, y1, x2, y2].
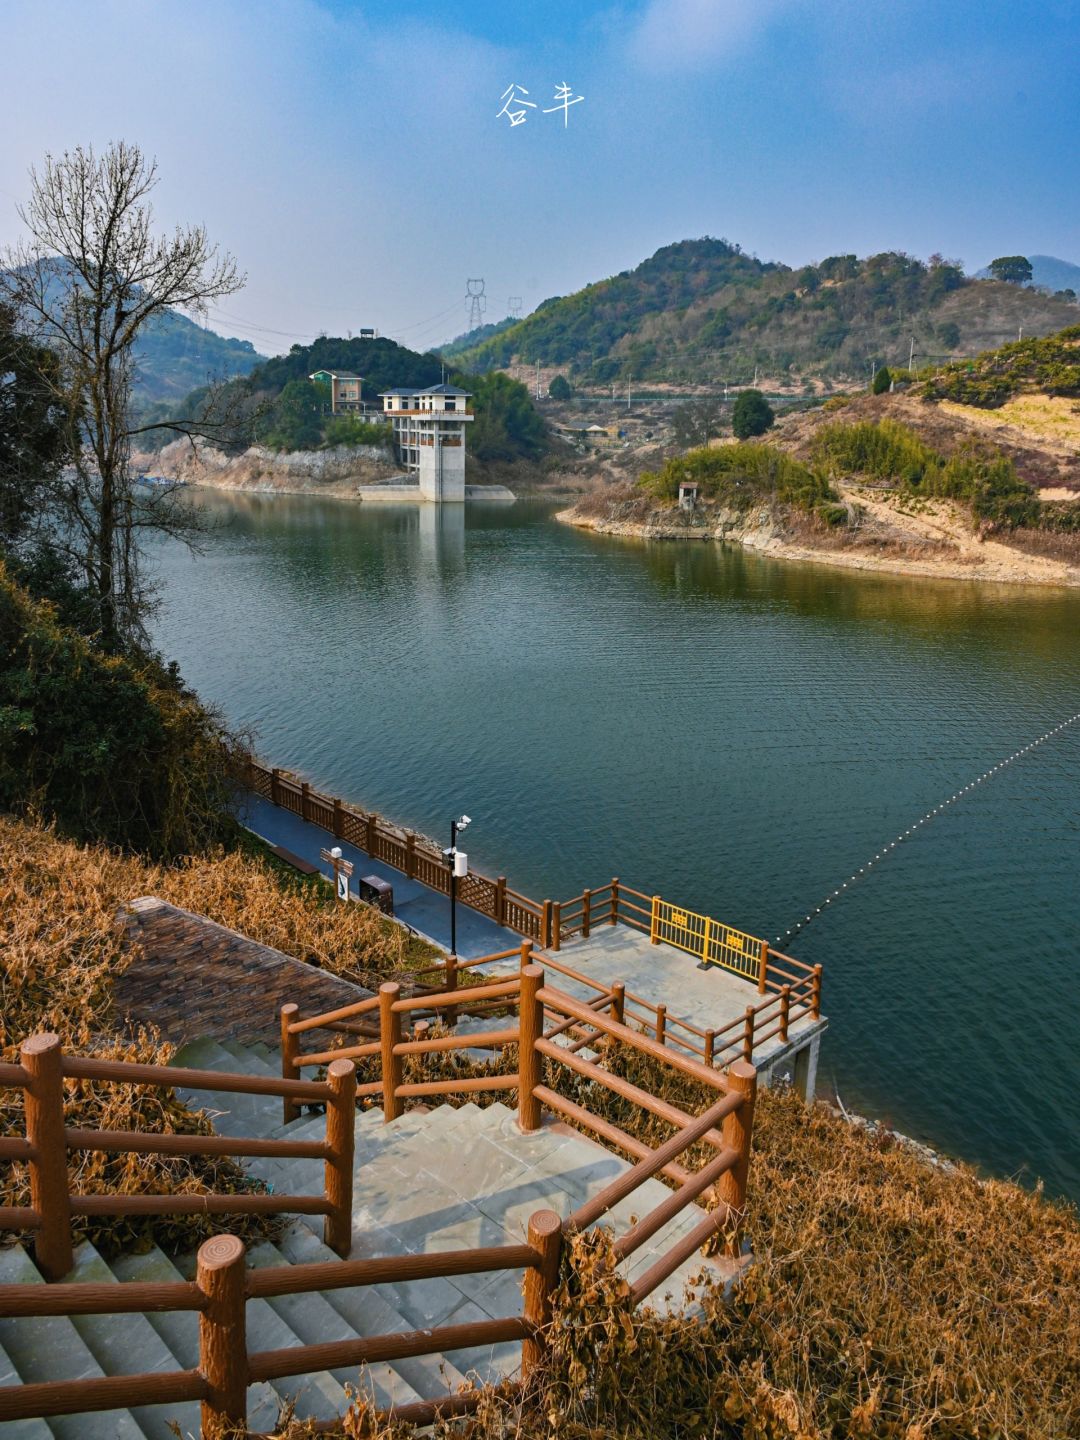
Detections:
[417, 499, 465, 572]
[466, 278, 486, 331]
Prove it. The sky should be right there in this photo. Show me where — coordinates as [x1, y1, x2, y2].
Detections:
[2, 0, 1078, 357]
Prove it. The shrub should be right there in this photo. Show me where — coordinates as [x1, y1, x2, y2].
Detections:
[548, 374, 573, 400]
[731, 389, 775, 439]
[641, 443, 838, 516]
[871, 364, 891, 394]
[0, 566, 243, 858]
[320, 414, 391, 449]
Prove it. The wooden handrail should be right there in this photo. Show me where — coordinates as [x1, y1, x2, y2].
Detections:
[564, 1090, 742, 1234]
[246, 1241, 539, 1297]
[62, 1055, 329, 1101]
[64, 1129, 329, 1161]
[247, 1317, 532, 1384]
[0, 1370, 208, 1424]
[537, 985, 728, 1092]
[288, 994, 381, 1033]
[0, 1279, 202, 1316]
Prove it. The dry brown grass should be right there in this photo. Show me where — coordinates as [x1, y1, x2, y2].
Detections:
[267, 1046, 1080, 1440]
[0, 814, 435, 1255]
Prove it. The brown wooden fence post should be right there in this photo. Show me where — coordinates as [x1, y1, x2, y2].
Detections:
[405, 833, 416, 879]
[742, 1005, 755, 1063]
[540, 900, 553, 951]
[332, 798, 344, 839]
[300, 781, 311, 822]
[811, 965, 823, 1020]
[444, 953, 459, 1031]
[270, 767, 283, 806]
[610, 981, 625, 1026]
[581, 888, 592, 939]
[280, 1004, 301, 1127]
[758, 939, 769, 995]
[518, 964, 544, 1132]
[650, 895, 661, 945]
[655, 1004, 667, 1046]
[610, 878, 619, 925]
[704, 1029, 716, 1066]
[521, 1208, 563, 1384]
[21, 1034, 72, 1282]
[197, 1234, 248, 1439]
[519, 940, 533, 971]
[380, 983, 403, 1122]
[551, 902, 562, 952]
[324, 1058, 356, 1258]
[366, 813, 378, 856]
[495, 877, 507, 927]
[716, 1060, 757, 1258]
[779, 986, 791, 1043]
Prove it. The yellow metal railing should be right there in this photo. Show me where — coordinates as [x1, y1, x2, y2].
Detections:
[650, 897, 768, 988]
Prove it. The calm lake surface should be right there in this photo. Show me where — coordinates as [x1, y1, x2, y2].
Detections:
[149, 492, 1080, 1202]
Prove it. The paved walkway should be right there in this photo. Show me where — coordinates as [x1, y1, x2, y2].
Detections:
[241, 793, 520, 959]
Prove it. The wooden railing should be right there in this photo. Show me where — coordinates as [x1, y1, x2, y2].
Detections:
[248, 759, 824, 1016]
[0, 1036, 358, 1284]
[2, 966, 757, 1436]
[0, 1224, 557, 1439]
[283, 961, 758, 1279]
[399, 940, 822, 1072]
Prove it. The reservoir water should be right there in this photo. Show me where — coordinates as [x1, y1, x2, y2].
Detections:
[149, 493, 1080, 1202]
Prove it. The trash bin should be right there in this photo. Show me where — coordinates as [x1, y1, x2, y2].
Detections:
[359, 875, 394, 917]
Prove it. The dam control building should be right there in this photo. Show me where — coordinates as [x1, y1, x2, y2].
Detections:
[380, 384, 473, 502]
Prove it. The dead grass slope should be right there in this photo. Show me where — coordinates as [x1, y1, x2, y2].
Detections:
[0, 816, 435, 1255]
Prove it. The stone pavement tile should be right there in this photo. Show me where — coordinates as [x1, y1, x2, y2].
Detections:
[436, 1296, 523, 1386]
[411, 1134, 533, 1204]
[471, 1168, 581, 1242]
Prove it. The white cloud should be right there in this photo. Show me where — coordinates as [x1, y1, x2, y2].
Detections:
[628, 0, 794, 72]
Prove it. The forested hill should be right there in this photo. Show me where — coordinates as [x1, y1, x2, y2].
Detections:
[453, 238, 1080, 386]
[155, 333, 547, 462]
[132, 309, 261, 409]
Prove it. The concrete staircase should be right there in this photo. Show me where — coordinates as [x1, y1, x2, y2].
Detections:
[0, 1035, 727, 1437]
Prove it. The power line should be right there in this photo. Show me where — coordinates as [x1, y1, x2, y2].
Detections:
[775, 709, 1080, 949]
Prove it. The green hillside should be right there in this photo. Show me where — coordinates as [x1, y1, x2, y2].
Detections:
[454, 238, 1080, 386]
[920, 324, 1080, 407]
[131, 309, 261, 410]
[155, 334, 547, 462]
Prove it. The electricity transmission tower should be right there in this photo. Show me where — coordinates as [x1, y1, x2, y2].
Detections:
[508, 296, 523, 320]
[466, 278, 487, 331]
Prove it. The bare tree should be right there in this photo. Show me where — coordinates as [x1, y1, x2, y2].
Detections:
[1, 142, 245, 648]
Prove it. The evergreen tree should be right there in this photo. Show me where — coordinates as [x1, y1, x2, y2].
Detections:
[731, 388, 775, 439]
[872, 365, 892, 395]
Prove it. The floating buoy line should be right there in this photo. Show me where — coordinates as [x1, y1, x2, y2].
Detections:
[775, 707, 1080, 949]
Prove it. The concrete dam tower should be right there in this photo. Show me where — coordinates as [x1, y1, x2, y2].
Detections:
[380, 384, 474, 502]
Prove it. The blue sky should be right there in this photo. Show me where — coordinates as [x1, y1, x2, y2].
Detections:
[2, 0, 1078, 355]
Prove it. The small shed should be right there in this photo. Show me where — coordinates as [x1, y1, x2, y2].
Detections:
[678, 479, 700, 512]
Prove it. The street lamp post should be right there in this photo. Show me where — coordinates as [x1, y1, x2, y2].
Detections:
[444, 815, 471, 958]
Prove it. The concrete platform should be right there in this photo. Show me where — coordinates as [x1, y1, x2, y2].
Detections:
[483, 924, 826, 1093]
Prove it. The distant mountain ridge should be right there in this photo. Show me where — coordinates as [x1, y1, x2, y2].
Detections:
[451, 238, 1079, 386]
[974, 255, 1080, 293]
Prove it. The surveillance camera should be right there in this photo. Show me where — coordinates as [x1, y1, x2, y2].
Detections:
[459, 815, 472, 827]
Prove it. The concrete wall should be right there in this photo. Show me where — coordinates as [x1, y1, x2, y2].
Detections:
[114, 897, 374, 1050]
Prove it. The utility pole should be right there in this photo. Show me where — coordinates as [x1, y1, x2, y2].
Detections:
[626, 375, 631, 411]
[909, 336, 916, 376]
[1018, 324, 1024, 342]
[535, 358, 541, 399]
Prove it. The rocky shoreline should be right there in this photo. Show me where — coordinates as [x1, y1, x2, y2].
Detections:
[557, 492, 1080, 589]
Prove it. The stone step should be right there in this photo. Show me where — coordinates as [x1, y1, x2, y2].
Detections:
[244, 1242, 422, 1412]
[219, 1038, 279, 1078]
[63, 1241, 204, 1440]
[0, 1336, 54, 1439]
[108, 1246, 283, 1433]
[0, 1246, 146, 1440]
[275, 1223, 473, 1402]
[172, 1039, 284, 1138]
[166, 1249, 354, 1426]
